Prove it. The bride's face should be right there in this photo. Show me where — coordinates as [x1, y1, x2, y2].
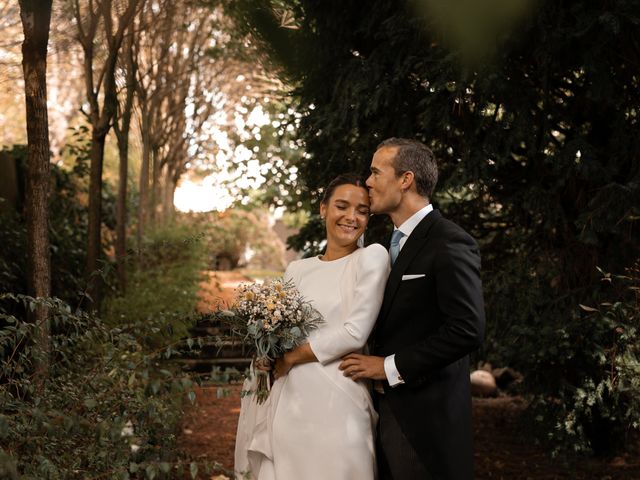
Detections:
[320, 184, 370, 248]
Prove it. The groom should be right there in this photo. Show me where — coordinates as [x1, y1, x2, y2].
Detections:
[339, 138, 485, 479]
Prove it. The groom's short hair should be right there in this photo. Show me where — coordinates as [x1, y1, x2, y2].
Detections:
[377, 138, 438, 199]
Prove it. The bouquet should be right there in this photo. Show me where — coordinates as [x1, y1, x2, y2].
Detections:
[219, 278, 323, 403]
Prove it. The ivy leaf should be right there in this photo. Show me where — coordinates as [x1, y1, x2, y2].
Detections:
[145, 464, 157, 480]
[190, 462, 198, 479]
[579, 304, 598, 312]
[0, 415, 9, 439]
[151, 380, 161, 395]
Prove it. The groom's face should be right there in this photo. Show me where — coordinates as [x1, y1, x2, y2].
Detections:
[366, 147, 403, 214]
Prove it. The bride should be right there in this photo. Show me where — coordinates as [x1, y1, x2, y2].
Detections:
[234, 173, 390, 480]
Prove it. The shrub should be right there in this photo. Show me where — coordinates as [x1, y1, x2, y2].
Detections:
[0, 294, 200, 479]
[507, 263, 640, 456]
[103, 219, 208, 349]
[186, 210, 286, 272]
[0, 141, 116, 308]
[0, 217, 223, 478]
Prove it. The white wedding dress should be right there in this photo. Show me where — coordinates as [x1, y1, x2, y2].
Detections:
[234, 244, 389, 480]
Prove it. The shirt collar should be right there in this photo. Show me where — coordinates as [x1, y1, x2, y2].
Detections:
[395, 204, 434, 238]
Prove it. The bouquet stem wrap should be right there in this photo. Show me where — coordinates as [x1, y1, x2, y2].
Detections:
[254, 360, 271, 404]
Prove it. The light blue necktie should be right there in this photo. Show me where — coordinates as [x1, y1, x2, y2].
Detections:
[389, 229, 405, 266]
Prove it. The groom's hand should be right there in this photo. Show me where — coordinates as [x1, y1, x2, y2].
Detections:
[339, 354, 386, 381]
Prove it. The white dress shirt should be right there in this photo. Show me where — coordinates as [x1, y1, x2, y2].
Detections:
[384, 203, 434, 387]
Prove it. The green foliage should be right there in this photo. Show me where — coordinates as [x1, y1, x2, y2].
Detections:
[0, 294, 201, 479]
[0, 217, 230, 477]
[510, 265, 640, 456]
[0, 138, 117, 307]
[228, 0, 640, 454]
[0, 207, 244, 477]
[0, 146, 28, 303]
[226, 98, 305, 211]
[229, 0, 640, 253]
[103, 219, 209, 348]
[0, 212, 27, 299]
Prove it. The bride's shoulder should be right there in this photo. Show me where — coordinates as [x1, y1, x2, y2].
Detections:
[357, 243, 389, 266]
[284, 256, 313, 277]
[363, 243, 387, 255]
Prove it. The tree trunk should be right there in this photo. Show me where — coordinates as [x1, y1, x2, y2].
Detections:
[163, 165, 175, 223]
[115, 130, 129, 292]
[114, 35, 136, 293]
[76, 0, 138, 307]
[138, 112, 150, 250]
[19, 0, 53, 382]
[150, 146, 160, 227]
[85, 131, 106, 310]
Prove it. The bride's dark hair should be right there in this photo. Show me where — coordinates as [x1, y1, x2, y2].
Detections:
[320, 173, 368, 204]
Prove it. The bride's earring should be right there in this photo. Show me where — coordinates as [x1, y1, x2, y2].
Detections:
[357, 230, 365, 248]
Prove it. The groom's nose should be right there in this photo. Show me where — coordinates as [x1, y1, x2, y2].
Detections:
[365, 175, 373, 188]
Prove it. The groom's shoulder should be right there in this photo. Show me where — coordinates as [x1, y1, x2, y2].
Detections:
[434, 214, 477, 245]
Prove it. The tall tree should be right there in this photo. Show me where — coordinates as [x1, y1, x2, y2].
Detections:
[231, 0, 640, 452]
[18, 0, 53, 380]
[135, 0, 213, 229]
[154, 10, 218, 223]
[72, 0, 139, 308]
[112, 23, 137, 292]
[231, 0, 640, 272]
[133, 0, 170, 246]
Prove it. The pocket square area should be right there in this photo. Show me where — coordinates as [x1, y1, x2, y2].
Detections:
[402, 274, 426, 280]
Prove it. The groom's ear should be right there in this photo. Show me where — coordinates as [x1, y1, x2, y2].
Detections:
[400, 171, 416, 192]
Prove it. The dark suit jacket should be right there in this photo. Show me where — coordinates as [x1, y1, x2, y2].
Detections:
[372, 209, 485, 480]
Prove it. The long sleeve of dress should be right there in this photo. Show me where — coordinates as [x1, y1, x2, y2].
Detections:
[309, 244, 390, 364]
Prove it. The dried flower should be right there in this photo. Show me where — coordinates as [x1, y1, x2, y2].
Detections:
[216, 278, 323, 403]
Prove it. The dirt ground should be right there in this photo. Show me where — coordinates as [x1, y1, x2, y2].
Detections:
[179, 386, 640, 480]
[179, 271, 640, 480]
[196, 270, 252, 313]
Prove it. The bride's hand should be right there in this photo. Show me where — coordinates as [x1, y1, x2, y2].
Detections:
[274, 354, 294, 380]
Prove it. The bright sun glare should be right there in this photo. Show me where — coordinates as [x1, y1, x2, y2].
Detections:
[174, 104, 271, 213]
[173, 176, 235, 212]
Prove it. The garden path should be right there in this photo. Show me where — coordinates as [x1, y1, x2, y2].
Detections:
[178, 271, 640, 480]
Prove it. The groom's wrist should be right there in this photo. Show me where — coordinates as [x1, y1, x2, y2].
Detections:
[383, 354, 405, 387]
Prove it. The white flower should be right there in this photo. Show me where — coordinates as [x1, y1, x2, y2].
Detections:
[121, 420, 134, 437]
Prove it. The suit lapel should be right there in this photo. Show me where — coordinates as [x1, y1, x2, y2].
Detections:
[378, 209, 441, 324]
